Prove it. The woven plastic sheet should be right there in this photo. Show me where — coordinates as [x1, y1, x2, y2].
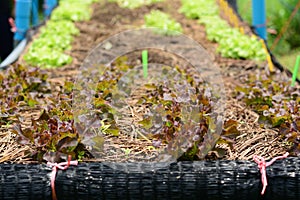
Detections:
[1, 158, 300, 200]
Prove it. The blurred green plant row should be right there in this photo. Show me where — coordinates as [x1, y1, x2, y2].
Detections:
[108, 0, 164, 9]
[238, 0, 300, 54]
[237, 0, 300, 78]
[144, 10, 183, 35]
[24, 0, 99, 68]
[180, 0, 267, 61]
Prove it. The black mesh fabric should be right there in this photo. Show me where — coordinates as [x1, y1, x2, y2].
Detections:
[0, 164, 51, 200]
[0, 158, 300, 200]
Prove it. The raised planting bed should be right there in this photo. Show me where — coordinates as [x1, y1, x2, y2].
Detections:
[0, 0, 299, 199]
[71, 28, 225, 162]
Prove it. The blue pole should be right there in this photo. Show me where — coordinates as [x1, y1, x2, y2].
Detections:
[44, 0, 58, 17]
[252, 0, 267, 40]
[14, 0, 32, 41]
[31, 0, 39, 26]
[53, 0, 58, 7]
[44, 0, 51, 17]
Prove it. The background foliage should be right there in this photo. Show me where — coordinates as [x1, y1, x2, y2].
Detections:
[237, 0, 300, 77]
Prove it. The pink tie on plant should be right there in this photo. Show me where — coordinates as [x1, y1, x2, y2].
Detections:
[253, 152, 289, 195]
[47, 155, 78, 200]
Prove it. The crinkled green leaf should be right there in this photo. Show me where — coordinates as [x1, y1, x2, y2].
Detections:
[138, 117, 153, 130]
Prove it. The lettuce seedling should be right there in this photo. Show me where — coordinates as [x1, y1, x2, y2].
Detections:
[144, 10, 182, 35]
[236, 72, 300, 155]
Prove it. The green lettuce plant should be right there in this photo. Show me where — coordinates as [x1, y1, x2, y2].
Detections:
[180, 0, 266, 61]
[23, 0, 97, 68]
[144, 10, 182, 35]
[108, 0, 164, 9]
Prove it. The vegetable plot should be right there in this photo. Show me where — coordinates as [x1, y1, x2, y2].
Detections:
[23, 0, 98, 68]
[235, 73, 300, 155]
[2, 0, 297, 164]
[24, 21, 79, 68]
[180, 0, 266, 60]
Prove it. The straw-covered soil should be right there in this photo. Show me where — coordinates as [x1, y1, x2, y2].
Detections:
[0, 0, 295, 163]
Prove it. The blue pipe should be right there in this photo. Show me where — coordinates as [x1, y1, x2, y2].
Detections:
[14, 0, 32, 41]
[31, 0, 39, 26]
[53, 0, 58, 7]
[44, 0, 57, 17]
[252, 0, 267, 40]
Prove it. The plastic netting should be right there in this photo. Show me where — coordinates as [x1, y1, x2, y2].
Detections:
[1, 158, 300, 200]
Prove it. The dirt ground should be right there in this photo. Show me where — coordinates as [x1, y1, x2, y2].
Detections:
[1, 0, 289, 163]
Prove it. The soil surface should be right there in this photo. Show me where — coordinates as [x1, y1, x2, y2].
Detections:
[1, 0, 291, 163]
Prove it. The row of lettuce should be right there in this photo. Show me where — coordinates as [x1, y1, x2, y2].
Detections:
[180, 0, 266, 60]
[112, 0, 267, 61]
[144, 0, 266, 60]
[108, 0, 163, 9]
[23, 0, 99, 68]
[24, 0, 266, 67]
